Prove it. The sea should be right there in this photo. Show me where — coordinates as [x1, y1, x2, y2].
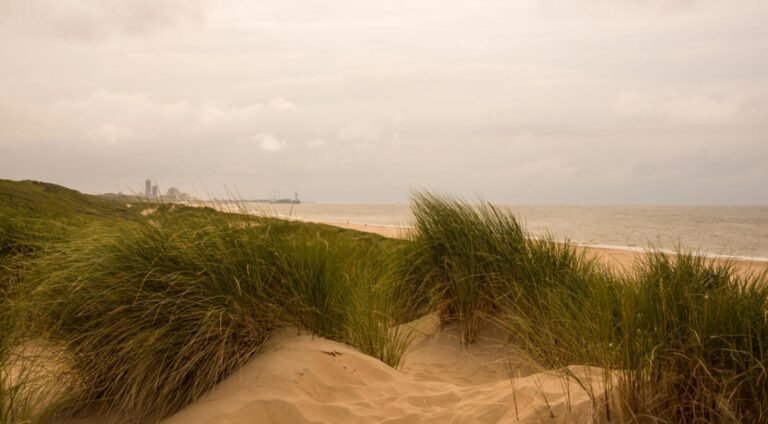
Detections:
[240, 203, 768, 261]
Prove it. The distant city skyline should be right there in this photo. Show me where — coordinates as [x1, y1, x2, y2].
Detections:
[1, 0, 767, 204]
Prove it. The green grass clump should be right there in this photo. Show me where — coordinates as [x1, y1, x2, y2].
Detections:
[1, 180, 411, 421]
[0, 311, 23, 424]
[23, 215, 275, 421]
[494, 242, 622, 367]
[1, 269, 16, 422]
[0, 179, 133, 221]
[265, 222, 410, 366]
[402, 191, 612, 347]
[1, 253, 44, 423]
[618, 252, 768, 422]
[400, 192, 527, 344]
[404, 192, 768, 422]
[3, 181, 767, 423]
[339, 248, 413, 368]
[15, 204, 409, 422]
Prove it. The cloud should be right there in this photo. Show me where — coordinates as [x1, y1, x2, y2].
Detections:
[267, 97, 298, 112]
[87, 123, 135, 145]
[614, 91, 743, 124]
[306, 138, 326, 148]
[2, 0, 768, 203]
[0, 0, 203, 40]
[631, 161, 658, 177]
[3, 91, 283, 148]
[338, 118, 379, 142]
[244, 132, 286, 152]
[199, 103, 265, 124]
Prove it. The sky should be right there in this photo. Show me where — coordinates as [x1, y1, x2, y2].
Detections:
[1, 0, 767, 204]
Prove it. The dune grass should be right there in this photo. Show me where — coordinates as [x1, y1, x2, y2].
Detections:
[399, 192, 527, 344]
[1, 245, 44, 423]
[1, 265, 17, 423]
[618, 252, 768, 422]
[22, 216, 275, 420]
[404, 192, 768, 422]
[0, 309, 26, 424]
[1, 212, 33, 423]
[12, 204, 410, 422]
[1, 181, 766, 423]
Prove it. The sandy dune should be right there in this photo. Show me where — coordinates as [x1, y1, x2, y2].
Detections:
[162, 316, 610, 424]
[103, 208, 760, 423]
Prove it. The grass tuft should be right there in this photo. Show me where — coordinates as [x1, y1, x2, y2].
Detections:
[1, 182, 766, 423]
[14, 205, 411, 421]
[405, 191, 768, 422]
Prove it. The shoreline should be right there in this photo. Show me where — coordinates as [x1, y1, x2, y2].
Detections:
[283, 217, 768, 275]
[262, 212, 768, 261]
[203, 202, 768, 275]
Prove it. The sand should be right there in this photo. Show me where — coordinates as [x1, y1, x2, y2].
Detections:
[205, 201, 768, 276]
[206, 202, 767, 275]
[65, 211, 764, 423]
[162, 315, 611, 424]
[325, 222, 768, 276]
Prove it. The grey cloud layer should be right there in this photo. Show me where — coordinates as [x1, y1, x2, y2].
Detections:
[1, 0, 766, 203]
[0, 0, 203, 39]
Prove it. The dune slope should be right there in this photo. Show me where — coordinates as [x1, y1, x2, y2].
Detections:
[163, 316, 609, 424]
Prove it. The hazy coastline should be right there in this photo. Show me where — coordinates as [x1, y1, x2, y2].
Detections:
[233, 202, 768, 263]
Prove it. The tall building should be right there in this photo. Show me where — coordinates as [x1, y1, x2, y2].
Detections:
[152, 185, 159, 197]
[145, 179, 152, 197]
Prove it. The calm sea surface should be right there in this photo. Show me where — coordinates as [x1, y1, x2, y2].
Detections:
[243, 203, 768, 260]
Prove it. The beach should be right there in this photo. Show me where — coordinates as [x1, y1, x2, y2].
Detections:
[242, 203, 768, 260]
[274, 219, 768, 276]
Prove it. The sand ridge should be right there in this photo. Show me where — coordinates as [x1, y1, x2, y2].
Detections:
[162, 316, 610, 424]
[150, 209, 762, 423]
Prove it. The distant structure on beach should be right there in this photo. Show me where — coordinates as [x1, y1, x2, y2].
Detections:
[246, 192, 301, 204]
[269, 192, 301, 204]
[141, 179, 192, 202]
[164, 187, 191, 202]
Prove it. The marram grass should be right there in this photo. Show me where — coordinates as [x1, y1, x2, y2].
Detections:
[13, 206, 411, 422]
[22, 215, 276, 421]
[618, 252, 768, 422]
[1, 182, 766, 423]
[405, 192, 768, 423]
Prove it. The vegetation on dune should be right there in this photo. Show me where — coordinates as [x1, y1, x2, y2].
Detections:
[0, 180, 134, 219]
[23, 217, 277, 420]
[1, 236, 38, 424]
[401, 192, 610, 346]
[404, 192, 768, 423]
[2, 183, 409, 422]
[620, 253, 768, 422]
[1, 179, 142, 422]
[0, 181, 766, 423]
[0, 179, 138, 260]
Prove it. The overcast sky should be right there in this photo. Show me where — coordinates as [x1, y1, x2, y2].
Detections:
[1, 0, 766, 203]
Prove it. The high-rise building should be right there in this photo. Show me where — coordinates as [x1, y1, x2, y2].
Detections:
[145, 179, 152, 197]
[152, 185, 159, 197]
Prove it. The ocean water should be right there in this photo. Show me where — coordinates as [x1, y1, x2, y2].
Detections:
[243, 202, 768, 261]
